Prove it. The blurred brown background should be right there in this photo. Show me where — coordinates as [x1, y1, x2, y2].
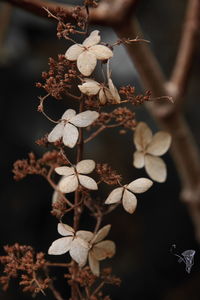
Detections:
[1, 0, 200, 299]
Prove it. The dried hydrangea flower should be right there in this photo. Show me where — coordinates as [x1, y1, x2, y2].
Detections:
[55, 159, 98, 193]
[88, 225, 116, 276]
[105, 178, 153, 214]
[65, 30, 113, 76]
[48, 109, 99, 148]
[133, 122, 171, 182]
[78, 78, 120, 104]
[48, 223, 93, 267]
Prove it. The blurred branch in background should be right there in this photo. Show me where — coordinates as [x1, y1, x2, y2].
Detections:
[2, 0, 200, 241]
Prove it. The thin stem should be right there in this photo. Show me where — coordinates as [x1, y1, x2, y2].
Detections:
[49, 281, 65, 300]
[91, 281, 105, 297]
[46, 262, 72, 268]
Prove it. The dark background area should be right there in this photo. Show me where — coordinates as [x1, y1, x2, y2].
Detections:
[1, 0, 200, 299]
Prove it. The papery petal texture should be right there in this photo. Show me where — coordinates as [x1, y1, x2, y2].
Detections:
[122, 189, 137, 214]
[92, 225, 111, 244]
[48, 237, 73, 255]
[108, 79, 120, 103]
[76, 159, 95, 174]
[55, 166, 74, 176]
[62, 109, 76, 121]
[78, 175, 98, 190]
[69, 237, 89, 267]
[146, 132, 171, 156]
[99, 89, 107, 104]
[89, 252, 99, 276]
[127, 178, 153, 194]
[63, 123, 79, 148]
[70, 111, 99, 127]
[58, 175, 79, 193]
[58, 223, 74, 236]
[76, 230, 94, 242]
[105, 187, 123, 204]
[78, 80, 101, 96]
[90, 45, 113, 60]
[145, 154, 167, 183]
[92, 240, 116, 260]
[133, 151, 145, 168]
[83, 30, 100, 47]
[77, 51, 97, 76]
[48, 122, 65, 143]
[134, 122, 152, 151]
[65, 44, 84, 60]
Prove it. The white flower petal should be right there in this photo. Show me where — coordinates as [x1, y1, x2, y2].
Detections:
[133, 151, 145, 168]
[55, 166, 75, 176]
[58, 175, 79, 193]
[122, 189, 137, 214]
[108, 79, 120, 103]
[92, 225, 111, 244]
[48, 122, 65, 143]
[127, 178, 153, 194]
[76, 159, 95, 174]
[76, 230, 94, 242]
[65, 44, 84, 61]
[58, 223, 74, 236]
[145, 154, 167, 183]
[92, 240, 116, 260]
[70, 110, 99, 127]
[63, 123, 79, 148]
[83, 30, 101, 47]
[62, 109, 76, 121]
[78, 175, 98, 190]
[99, 89, 107, 104]
[70, 237, 89, 267]
[134, 122, 153, 151]
[77, 51, 97, 76]
[90, 45, 113, 60]
[89, 252, 100, 276]
[48, 237, 73, 255]
[146, 132, 172, 156]
[78, 80, 101, 96]
[105, 187, 123, 204]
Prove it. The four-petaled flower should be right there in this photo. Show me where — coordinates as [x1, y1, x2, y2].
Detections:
[55, 159, 98, 193]
[48, 223, 93, 267]
[65, 30, 113, 76]
[88, 225, 116, 276]
[78, 78, 121, 105]
[133, 122, 172, 182]
[105, 178, 153, 214]
[48, 109, 99, 148]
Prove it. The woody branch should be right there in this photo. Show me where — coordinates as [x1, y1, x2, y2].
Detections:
[3, 0, 200, 240]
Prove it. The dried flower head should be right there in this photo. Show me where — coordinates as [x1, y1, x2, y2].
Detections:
[105, 178, 153, 214]
[55, 159, 98, 193]
[133, 122, 171, 182]
[48, 109, 99, 148]
[65, 30, 113, 76]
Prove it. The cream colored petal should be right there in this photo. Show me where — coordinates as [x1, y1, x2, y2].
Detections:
[99, 89, 107, 104]
[104, 87, 114, 101]
[145, 154, 167, 183]
[77, 51, 97, 76]
[78, 175, 98, 190]
[62, 109, 76, 121]
[70, 110, 99, 127]
[92, 225, 111, 244]
[63, 123, 79, 148]
[146, 132, 172, 156]
[105, 187, 123, 205]
[122, 189, 137, 214]
[83, 30, 101, 47]
[76, 159, 95, 174]
[48, 237, 73, 255]
[133, 151, 145, 169]
[55, 166, 75, 176]
[92, 240, 116, 260]
[89, 252, 100, 276]
[78, 80, 101, 96]
[65, 44, 84, 61]
[58, 175, 79, 193]
[127, 178, 153, 194]
[90, 45, 113, 60]
[48, 122, 65, 143]
[108, 79, 121, 104]
[58, 223, 74, 236]
[69, 237, 89, 267]
[76, 230, 94, 242]
[134, 122, 153, 151]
